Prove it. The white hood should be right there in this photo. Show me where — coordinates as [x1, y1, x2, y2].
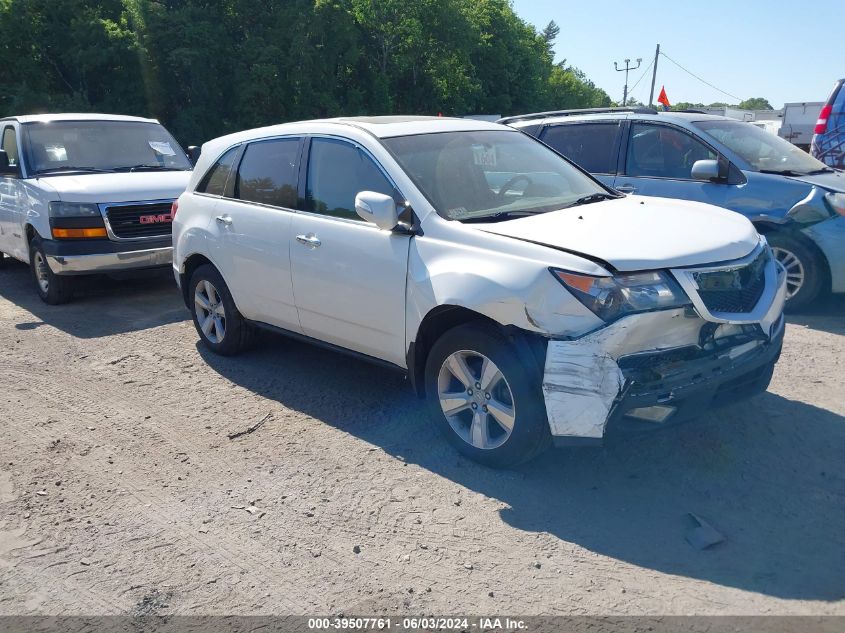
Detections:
[476, 195, 760, 271]
[35, 171, 191, 203]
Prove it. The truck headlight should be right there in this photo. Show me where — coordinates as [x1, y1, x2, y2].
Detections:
[551, 268, 690, 322]
[48, 202, 101, 217]
[824, 192, 845, 217]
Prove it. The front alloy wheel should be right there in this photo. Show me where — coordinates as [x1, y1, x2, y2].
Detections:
[424, 322, 550, 467]
[437, 351, 515, 450]
[770, 246, 805, 300]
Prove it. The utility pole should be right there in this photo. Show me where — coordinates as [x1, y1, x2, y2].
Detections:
[648, 44, 661, 108]
[614, 58, 642, 106]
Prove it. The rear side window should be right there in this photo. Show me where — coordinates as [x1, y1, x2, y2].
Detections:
[304, 138, 394, 220]
[541, 123, 620, 174]
[235, 138, 300, 208]
[196, 146, 238, 196]
[625, 123, 716, 180]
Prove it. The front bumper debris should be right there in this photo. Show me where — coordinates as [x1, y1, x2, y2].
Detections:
[542, 257, 787, 444]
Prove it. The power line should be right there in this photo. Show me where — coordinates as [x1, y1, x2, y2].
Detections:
[659, 51, 742, 102]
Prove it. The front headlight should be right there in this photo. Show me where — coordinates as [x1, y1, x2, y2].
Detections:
[824, 192, 845, 217]
[551, 268, 690, 322]
[48, 202, 101, 218]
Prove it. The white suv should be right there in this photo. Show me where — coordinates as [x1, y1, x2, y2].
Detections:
[0, 113, 192, 303]
[173, 117, 787, 467]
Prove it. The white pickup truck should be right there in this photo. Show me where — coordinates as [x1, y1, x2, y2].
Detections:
[0, 113, 192, 303]
[173, 117, 787, 467]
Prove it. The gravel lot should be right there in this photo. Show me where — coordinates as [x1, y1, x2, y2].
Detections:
[0, 259, 843, 616]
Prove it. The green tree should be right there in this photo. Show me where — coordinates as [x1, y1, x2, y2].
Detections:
[738, 97, 773, 110]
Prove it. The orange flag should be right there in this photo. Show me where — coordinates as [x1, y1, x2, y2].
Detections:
[657, 86, 671, 110]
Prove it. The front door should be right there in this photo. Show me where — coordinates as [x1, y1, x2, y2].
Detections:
[614, 122, 742, 208]
[289, 137, 411, 366]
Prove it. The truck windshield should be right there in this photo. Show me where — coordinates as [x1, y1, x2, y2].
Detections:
[381, 130, 610, 221]
[693, 120, 830, 175]
[24, 120, 192, 175]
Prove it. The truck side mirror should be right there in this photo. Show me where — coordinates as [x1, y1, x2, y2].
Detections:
[187, 146, 201, 165]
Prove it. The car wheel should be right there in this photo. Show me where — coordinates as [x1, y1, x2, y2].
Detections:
[424, 322, 551, 468]
[189, 264, 253, 355]
[29, 236, 75, 305]
[767, 233, 825, 311]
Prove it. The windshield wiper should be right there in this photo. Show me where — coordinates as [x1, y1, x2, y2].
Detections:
[113, 165, 186, 172]
[35, 166, 116, 175]
[562, 192, 620, 208]
[759, 169, 804, 176]
[804, 167, 836, 175]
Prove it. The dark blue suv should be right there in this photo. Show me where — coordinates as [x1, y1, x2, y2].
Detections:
[812, 78, 845, 170]
[503, 107, 845, 309]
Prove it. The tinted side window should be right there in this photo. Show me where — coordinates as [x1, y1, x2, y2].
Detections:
[2, 127, 19, 167]
[541, 123, 619, 173]
[196, 146, 238, 195]
[626, 123, 716, 179]
[305, 138, 394, 220]
[235, 138, 300, 208]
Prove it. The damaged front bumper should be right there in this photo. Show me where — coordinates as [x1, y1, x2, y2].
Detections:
[542, 253, 787, 445]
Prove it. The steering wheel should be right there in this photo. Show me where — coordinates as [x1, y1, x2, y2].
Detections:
[497, 174, 533, 200]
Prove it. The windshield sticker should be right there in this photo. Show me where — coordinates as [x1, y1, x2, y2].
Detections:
[149, 141, 176, 156]
[472, 145, 496, 167]
[45, 144, 68, 161]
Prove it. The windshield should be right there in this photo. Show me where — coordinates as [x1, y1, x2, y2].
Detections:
[381, 130, 608, 221]
[693, 120, 830, 175]
[23, 120, 191, 174]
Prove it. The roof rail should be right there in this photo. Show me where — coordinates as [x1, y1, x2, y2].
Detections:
[677, 109, 708, 114]
[498, 106, 659, 125]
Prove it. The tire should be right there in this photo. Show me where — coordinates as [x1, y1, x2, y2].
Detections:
[29, 236, 75, 305]
[767, 232, 826, 311]
[424, 322, 551, 468]
[189, 264, 253, 355]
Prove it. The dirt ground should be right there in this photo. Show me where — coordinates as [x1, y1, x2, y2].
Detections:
[0, 258, 843, 616]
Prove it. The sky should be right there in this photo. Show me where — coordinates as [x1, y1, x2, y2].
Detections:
[511, 0, 845, 109]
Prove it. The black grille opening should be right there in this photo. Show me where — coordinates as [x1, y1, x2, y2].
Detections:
[105, 202, 173, 239]
[694, 250, 768, 314]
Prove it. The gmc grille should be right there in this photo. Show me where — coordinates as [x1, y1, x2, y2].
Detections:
[105, 202, 173, 239]
[693, 249, 768, 314]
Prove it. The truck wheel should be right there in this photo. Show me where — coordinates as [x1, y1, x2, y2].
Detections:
[189, 264, 253, 356]
[424, 322, 551, 468]
[767, 233, 826, 311]
[29, 236, 75, 304]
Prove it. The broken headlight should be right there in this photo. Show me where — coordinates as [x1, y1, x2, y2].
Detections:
[551, 268, 691, 322]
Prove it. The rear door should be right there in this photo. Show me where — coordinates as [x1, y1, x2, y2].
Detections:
[289, 136, 411, 366]
[614, 121, 743, 207]
[210, 137, 303, 331]
[539, 120, 622, 188]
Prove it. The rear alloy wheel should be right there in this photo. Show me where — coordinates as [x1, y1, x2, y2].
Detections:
[189, 264, 253, 355]
[29, 236, 75, 304]
[425, 322, 550, 467]
[766, 233, 825, 311]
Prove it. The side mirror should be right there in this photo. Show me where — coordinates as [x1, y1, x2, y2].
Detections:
[355, 191, 399, 231]
[0, 150, 19, 177]
[691, 159, 721, 181]
[187, 146, 201, 165]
